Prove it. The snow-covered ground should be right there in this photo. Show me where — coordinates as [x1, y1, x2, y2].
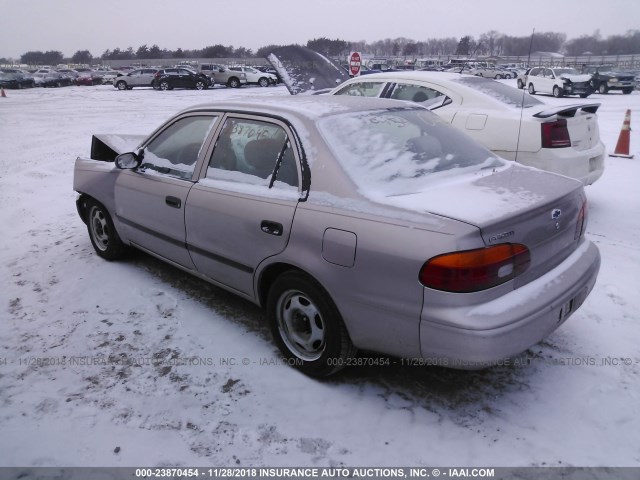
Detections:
[0, 83, 639, 467]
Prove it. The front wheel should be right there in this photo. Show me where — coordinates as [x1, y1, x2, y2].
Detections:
[267, 271, 356, 377]
[579, 93, 591, 98]
[195, 80, 206, 90]
[494, 74, 502, 79]
[258, 77, 269, 87]
[553, 85, 563, 98]
[528, 83, 535, 94]
[116, 81, 127, 90]
[159, 81, 171, 91]
[517, 79, 524, 89]
[598, 83, 608, 94]
[622, 88, 633, 94]
[86, 199, 126, 260]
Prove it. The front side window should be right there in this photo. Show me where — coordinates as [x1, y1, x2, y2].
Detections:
[334, 81, 386, 98]
[141, 116, 218, 180]
[207, 118, 299, 189]
[388, 83, 450, 109]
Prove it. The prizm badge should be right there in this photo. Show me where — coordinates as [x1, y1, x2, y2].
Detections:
[551, 209, 562, 220]
[488, 230, 515, 243]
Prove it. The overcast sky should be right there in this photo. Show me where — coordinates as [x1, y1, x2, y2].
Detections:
[1, 0, 639, 59]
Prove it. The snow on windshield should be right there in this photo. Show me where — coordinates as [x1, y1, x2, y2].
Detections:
[317, 108, 503, 199]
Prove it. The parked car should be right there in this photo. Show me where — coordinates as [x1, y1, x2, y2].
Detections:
[40, 72, 74, 88]
[252, 65, 282, 83]
[582, 65, 636, 94]
[0, 70, 35, 88]
[329, 71, 605, 185]
[76, 71, 104, 86]
[228, 66, 277, 87]
[199, 64, 246, 88]
[74, 96, 600, 377]
[469, 65, 503, 79]
[101, 70, 124, 85]
[517, 68, 532, 89]
[152, 68, 211, 90]
[113, 68, 159, 90]
[526, 67, 593, 98]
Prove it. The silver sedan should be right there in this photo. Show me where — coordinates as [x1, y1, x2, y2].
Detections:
[73, 96, 600, 377]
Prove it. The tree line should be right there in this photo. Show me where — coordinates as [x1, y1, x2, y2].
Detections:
[6, 29, 640, 66]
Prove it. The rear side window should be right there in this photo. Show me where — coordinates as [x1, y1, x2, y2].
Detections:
[334, 81, 386, 98]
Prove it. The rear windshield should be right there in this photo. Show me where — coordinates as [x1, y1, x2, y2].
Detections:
[317, 108, 503, 197]
[453, 76, 542, 108]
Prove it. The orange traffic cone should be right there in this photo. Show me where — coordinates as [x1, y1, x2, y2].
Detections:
[0, 87, 6, 98]
[609, 109, 633, 159]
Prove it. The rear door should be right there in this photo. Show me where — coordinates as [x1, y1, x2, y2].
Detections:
[186, 114, 301, 296]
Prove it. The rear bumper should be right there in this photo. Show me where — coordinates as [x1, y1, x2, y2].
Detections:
[419, 241, 600, 368]
[514, 140, 605, 185]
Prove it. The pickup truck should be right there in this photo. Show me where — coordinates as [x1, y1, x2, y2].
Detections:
[582, 65, 636, 94]
[198, 63, 247, 88]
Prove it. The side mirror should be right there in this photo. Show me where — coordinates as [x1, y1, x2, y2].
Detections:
[115, 152, 141, 170]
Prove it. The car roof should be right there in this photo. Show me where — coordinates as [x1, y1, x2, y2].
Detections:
[180, 95, 420, 122]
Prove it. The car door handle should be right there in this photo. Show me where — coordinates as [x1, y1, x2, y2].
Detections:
[261, 220, 283, 236]
[165, 196, 181, 208]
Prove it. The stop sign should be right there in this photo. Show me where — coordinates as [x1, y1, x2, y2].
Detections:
[349, 52, 362, 77]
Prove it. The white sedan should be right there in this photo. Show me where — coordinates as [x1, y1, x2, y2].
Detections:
[329, 71, 605, 185]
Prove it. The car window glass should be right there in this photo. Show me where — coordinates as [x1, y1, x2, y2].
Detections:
[141, 116, 218, 180]
[389, 83, 445, 104]
[318, 108, 504, 197]
[334, 81, 386, 97]
[545, 69, 554, 77]
[454, 76, 542, 107]
[207, 118, 299, 189]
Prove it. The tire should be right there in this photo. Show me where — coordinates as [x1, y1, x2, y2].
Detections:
[579, 93, 591, 98]
[623, 88, 633, 94]
[528, 83, 535, 94]
[159, 81, 171, 91]
[494, 74, 502, 79]
[553, 86, 563, 98]
[267, 271, 357, 377]
[116, 81, 127, 90]
[227, 77, 240, 88]
[258, 77, 269, 87]
[86, 199, 126, 260]
[598, 83, 608, 94]
[195, 80, 206, 90]
[517, 79, 524, 89]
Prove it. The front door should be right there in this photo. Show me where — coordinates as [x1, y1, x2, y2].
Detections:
[114, 114, 219, 268]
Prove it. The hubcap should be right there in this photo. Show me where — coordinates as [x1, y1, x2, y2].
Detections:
[90, 207, 110, 251]
[276, 290, 326, 361]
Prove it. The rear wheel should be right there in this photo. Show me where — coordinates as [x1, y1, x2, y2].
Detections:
[598, 83, 608, 94]
[528, 83, 535, 94]
[267, 271, 356, 377]
[622, 88, 633, 94]
[227, 77, 241, 88]
[494, 74, 502, 79]
[517, 79, 524, 89]
[580, 93, 591, 98]
[86, 199, 126, 260]
[553, 86, 563, 98]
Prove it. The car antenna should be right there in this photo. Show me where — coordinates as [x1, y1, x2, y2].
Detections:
[458, 41, 483, 74]
[515, 28, 535, 163]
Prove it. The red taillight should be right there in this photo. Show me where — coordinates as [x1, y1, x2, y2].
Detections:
[575, 199, 587, 240]
[419, 244, 531, 293]
[541, 119, 571, 148]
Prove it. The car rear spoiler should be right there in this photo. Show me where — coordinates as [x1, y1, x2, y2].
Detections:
[90, 134, 146, 161]
[533, 103, 600, 118]
[266, 45, 349, 95]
